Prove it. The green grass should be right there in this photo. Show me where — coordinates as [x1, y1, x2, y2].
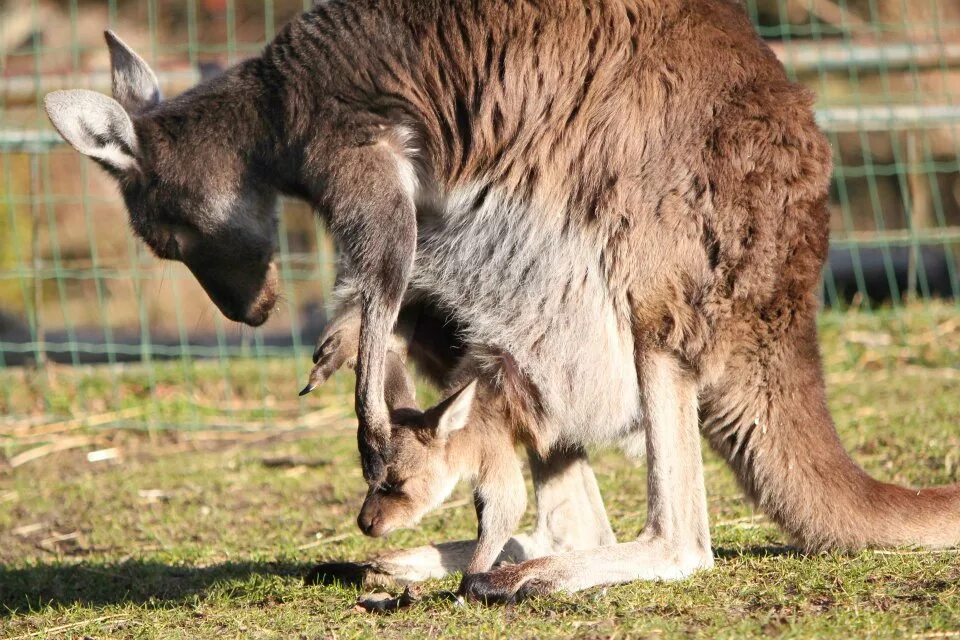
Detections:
[1, 305, 959, 639]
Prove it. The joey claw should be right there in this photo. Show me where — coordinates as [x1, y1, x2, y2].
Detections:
[299, 359, 331, 396]
[298, 369, 321, 397]
[312, 333, 342, 364]
[301, 332, 354, 396]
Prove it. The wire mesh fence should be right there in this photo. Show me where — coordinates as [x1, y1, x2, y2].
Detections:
[1, 0, 959, 431]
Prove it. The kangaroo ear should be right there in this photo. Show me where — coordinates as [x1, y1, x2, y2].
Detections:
[105, 30, 161, 112]
[44, 90, 139, 173]
[428, 380, 478, 439]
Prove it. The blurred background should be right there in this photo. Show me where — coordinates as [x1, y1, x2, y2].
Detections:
[0, 0, 958, 441]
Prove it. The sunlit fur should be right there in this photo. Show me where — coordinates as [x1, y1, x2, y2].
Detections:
[47, 0, 960, 600]
[354, 355, 529, 578]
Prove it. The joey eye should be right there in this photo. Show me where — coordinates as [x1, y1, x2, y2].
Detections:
[379, 480, 404, 495]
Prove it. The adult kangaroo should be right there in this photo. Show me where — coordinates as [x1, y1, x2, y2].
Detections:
[46, 0, 959, 601]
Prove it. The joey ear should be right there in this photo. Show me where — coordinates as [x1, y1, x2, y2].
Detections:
[428, 380, 478, 439]
[105, 30, 161, 112]
[44, 90, 139, 172]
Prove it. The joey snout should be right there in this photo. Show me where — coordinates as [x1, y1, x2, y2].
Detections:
[356, 497, 384, 537]
[357, 491, 405, 538]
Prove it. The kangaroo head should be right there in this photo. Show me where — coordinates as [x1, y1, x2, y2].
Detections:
[44, 32, 279, 326]
[357, 355, 478, 537]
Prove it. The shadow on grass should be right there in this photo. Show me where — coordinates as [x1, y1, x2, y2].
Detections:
[0, 559, 320, 616]
[714, 545, 802, 559]
[0, 546, 804, 615]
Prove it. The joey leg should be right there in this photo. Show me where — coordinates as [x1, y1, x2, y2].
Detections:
[300, 304, 362, 396]
[458, 447, 613, 593]
[462, 352, 713, 603]
[462, 450, 527, 580]
[308, 449, 617, 589]
[306, 540, 479, 588]
[300, 302, 415, 396]
[322, 143, 418, 483]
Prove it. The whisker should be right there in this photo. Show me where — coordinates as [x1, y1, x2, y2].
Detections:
[193, 305, 209, 333]
[157, 265, 167, 297]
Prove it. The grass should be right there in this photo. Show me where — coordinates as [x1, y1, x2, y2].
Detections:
[1, 305, 959, 639]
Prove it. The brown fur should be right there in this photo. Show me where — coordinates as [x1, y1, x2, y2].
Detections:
[47, 0, 960, 595]
[286, 0, 960, 552]
[317, 0, 957, 551]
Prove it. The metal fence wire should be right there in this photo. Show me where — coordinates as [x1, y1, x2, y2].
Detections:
[1, 1, 959, 428]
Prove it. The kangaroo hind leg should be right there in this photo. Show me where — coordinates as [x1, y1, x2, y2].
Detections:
[461, 351, 713, 602]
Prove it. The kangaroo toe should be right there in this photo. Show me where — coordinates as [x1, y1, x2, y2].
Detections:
[460, 563, 558, 605]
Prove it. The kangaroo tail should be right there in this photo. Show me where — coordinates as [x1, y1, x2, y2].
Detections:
[701, 309, 960, 551]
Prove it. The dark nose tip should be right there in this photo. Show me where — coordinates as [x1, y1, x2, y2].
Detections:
[357, 512, 376, 537]
[243, 307, 270, 327]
